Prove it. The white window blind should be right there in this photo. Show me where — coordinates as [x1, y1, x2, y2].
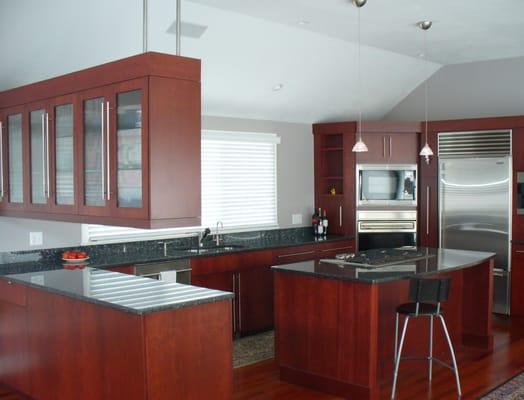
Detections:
[83, 130, 280, 244]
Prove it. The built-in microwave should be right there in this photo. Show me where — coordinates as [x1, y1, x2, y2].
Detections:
[357, 164, 417, 207]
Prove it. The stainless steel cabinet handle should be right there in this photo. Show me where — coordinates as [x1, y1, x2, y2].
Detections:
[100, 102, 105, 201]
[320, 246, 354, 252]
[0, 121, 3, 199]
[383, 137, 387, 158]
[238, 274, 242, 332]
[106, 101, 111, 201]
[232, 274, 236, 333]
[389, 137, 392, 158]
[277, 251, 316, 258]
[45, 113, 50, 198]
[339, 206, 343, 227]
[515, 250, 524, 254]
[426, 185, 430, 236]
[41, 114, 46, 199]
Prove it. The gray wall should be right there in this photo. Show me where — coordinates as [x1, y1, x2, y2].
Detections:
[385, 56, 524, 121]
[0, 116, 314, 252]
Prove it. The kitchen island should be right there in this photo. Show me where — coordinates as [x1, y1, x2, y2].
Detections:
[0, 268, 234, 400]
[272, 247, 495, 400]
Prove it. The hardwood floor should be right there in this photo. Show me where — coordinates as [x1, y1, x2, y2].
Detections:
[1, 316, 523, 399]
[233, 315, 524, 400]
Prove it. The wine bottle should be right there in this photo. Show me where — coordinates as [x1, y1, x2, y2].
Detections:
[317, 208, 324, 237]
[322, 209, 328, 237]
[312, 209, 319, 236]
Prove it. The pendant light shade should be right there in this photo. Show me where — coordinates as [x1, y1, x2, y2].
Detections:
[352, 0, 368, 153]
[352, 137, 369, 152]
[418, 20, 434, 164]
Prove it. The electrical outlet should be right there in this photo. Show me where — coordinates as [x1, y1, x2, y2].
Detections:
[292, 214, 303, 225]
[29, 232, 43, 246]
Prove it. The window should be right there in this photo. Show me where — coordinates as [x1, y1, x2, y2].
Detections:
[83, 130, 280, 244]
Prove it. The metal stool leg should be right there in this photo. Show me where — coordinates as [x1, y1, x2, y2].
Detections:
[438, 315, 462, 397]
[394, 312, 399, 362]
[391, 316, 410, 400]
[429, 315, 434, 381]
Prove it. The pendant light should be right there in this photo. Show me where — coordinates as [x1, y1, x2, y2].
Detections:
[418, 20, 434, 164]
[352, 0, 368, 153]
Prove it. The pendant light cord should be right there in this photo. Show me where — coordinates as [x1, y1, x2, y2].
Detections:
[357, 6, 362, 141]
[424, 28, 429, 144]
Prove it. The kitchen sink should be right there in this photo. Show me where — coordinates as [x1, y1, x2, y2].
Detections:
[184, 244, 244, 254]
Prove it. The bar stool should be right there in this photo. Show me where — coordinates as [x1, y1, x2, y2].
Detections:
[391, 278, 461, 399]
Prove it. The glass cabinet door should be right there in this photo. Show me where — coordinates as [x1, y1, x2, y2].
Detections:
[54, 104, 74, 206]
[116, 90, 142, 208]
[7, 114, 24, 204]
[30, 109, 47, 204]
[83, 97, 106, 207]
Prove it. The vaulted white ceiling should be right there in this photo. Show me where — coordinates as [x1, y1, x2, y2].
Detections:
[1, 0, 522, 123]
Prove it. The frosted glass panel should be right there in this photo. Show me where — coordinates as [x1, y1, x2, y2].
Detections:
[30, 109, 46, 204]
[8, 114, 23, 203]
[117, 90, 142, 208]
[84, 97, 105, 206]
[55, 104, 74, 205]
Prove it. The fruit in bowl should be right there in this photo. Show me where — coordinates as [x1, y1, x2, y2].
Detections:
[62, 251, 89, 261]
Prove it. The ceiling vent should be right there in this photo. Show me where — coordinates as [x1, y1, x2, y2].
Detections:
[167, 21, 208, 38]
[438, 130, 512, 158]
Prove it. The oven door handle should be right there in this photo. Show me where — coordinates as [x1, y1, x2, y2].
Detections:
[358, 221, 416, 232]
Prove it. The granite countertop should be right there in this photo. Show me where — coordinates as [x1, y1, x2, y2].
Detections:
[3, 267, 234, 315]
[271, 247, 495, 284]
[0, 228, 354, 276]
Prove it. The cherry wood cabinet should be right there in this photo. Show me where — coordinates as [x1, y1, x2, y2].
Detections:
[0, 52, 201, 228]
[191, 241, 355, 336]
[355, 122, 420, 164]
[0, 278, 232, 400]
[511, 244, 524, 316]
[313, 122, 356, 236]
[106, 265, 135, 274]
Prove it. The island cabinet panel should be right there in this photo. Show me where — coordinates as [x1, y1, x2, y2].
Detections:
[511, 245, 524, 316]
[418, 173, 439, 247]
[275, 272, 380, 400]
[144, 301, 233, 400]
[24, 286, 147, 400]
[0, 52, 201, 229]
[0, 281, 29, 394]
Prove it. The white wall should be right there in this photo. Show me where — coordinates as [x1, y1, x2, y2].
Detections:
[0, 116, 314, 252]
[385, 56, 524, 121]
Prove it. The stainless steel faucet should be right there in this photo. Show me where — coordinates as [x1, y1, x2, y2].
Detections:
[215, 221, 224, 246]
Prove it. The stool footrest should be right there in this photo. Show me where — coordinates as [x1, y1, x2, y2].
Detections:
[398, 355, 454, 371]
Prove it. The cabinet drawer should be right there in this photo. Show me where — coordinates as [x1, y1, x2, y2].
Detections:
[106, 265, 135, 275]
[317, 240, 355, 258]
[0, 280, 27, 307]
[273, 245, 318, 265]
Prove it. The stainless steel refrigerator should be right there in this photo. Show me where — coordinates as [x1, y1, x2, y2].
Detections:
[439, 157, 512, 314]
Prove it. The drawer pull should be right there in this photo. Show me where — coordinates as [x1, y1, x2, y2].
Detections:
[515, 250, 524, 254]
[277, 251, 316, 258]
[320, 246, 354, 252]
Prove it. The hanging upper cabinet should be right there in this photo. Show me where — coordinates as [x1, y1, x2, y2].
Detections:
[0, 52, 201, 228]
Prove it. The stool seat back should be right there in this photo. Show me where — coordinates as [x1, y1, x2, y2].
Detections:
[408, 278, 451, 304]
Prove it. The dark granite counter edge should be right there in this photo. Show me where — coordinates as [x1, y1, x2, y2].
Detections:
[271, 253, 496, 284]
[0, 274, 235, 315]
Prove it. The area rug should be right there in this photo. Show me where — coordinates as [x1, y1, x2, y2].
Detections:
[479, 372, 524, 399]
[233, 330, 274, 368]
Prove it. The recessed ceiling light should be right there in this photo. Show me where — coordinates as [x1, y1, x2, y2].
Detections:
[273, 84, 284, 92]
[297, 20, 311, 26]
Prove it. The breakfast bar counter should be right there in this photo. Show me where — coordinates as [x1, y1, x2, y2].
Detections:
[272, 247, 495, 400]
